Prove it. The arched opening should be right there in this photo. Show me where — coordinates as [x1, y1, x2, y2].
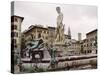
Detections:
[38, 33, 41, 38]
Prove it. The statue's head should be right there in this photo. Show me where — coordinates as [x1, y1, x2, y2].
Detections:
[56, 7, 61, 13]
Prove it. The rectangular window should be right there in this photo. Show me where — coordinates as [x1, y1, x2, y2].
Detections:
[11, 32, 18, 37]
[11, 25, 17, 30]
[11, 18, 14, 22]
[14, 45, 17, 48]
[11, 39, 17, 44]
[11, 32, 14, 37]
[87, 44, 88, 47]
[44, 31, 46, 33]
[90, 43, 92, 46]
[15, 32, 18, 37]
[14, 17, 18, 22]
[87, 39, 88, 42]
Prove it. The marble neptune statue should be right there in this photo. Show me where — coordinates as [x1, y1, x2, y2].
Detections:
[55, 7, 65, 43]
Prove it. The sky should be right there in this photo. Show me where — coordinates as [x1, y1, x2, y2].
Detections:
[14, 1, 97, 40]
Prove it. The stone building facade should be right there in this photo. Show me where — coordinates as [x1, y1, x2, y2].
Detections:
[81, 29, 97, 54]
[11, 15, 24, 54]
[66, 40, 82, 55]
[11, 15, 24, 73]
[22, 24, 97, 56]
[23, 25, 49, 44]
[66, 29, 97, 55]
[86, 29, 97, 54]
[65, 32, 82, 55]
[81, 39, 88, 53]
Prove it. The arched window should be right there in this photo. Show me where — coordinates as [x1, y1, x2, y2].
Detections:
[38, 33, 41, 38]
